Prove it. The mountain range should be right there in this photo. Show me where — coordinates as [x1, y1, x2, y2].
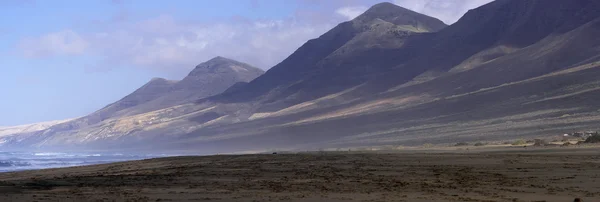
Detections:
[3, 0, 600, 153]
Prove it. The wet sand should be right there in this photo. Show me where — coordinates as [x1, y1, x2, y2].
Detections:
[0, 147, 599, 202]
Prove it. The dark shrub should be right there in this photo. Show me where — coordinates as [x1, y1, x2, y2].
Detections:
[454, 142, 470, 146]
[474, 142, 486, 146]
[512, 140, 526, 146]
[584, 134, 600, 143]
[533, 139, 548, 146]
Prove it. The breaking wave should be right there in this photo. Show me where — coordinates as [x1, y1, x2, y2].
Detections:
[0, 152, 161, 172]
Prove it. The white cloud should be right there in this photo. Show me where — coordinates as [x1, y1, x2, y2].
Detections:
[15, 0, 491, 74]
[18, 30, 88, 58]
[101, 16, 338, 71]
[335, 6, 368, 20]
[17, 14, 341, 74]
[393, 0, 493, 24]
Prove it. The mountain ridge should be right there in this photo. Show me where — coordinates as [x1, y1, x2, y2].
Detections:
[353, 2, 447, 32]
[91, 56, 264, 122]
[4, 0, 600, 153]
[211, 2, 448, 106]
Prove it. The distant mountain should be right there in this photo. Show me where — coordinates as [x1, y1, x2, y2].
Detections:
[0, 57, 263, 149]
[0, 119, 72, 144]
[84, 56, 264, 125]
[5, 0, 600, 153]
[0, 119, 72, 137]
[89, 77, 178, 123]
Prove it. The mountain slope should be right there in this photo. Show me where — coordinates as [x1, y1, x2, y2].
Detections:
[214, 2, 447, 104]
[0, 119, 72, 138]
[87, 56, 263, 124]
[0, 119, 73, 146]
[89, 77, 177, 125]
[165, 0, 600, 152]
[217, 0, 600, 113]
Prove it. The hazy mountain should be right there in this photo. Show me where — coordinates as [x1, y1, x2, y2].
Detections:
[4, 0, 600, 153]
[0, 119, 72, 137]
[89, 77, 178, 123]
[0, 57, 263, 149]
[0, 119, 73, 145]
[82, 56, 264, 125]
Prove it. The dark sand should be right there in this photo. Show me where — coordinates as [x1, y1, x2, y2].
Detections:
[0, 147, 599, 202]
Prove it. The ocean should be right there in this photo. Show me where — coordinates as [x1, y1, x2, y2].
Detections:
[0, 151, 164, 172]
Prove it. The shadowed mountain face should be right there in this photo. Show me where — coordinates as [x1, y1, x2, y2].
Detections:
[178, 0, 600, 152]
[215, 0, 600, 113]
[4, 0, 600, 153]
[91, 56, 264, 122]
[214, 2, 448, 104]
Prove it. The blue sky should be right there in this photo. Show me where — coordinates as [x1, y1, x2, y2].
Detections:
[0, 0, 491, 126]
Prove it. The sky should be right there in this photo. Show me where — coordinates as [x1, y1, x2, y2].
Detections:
[0, 0, 492, 126]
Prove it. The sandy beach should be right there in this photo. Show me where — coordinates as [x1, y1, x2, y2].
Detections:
[0, 146, 599, 202]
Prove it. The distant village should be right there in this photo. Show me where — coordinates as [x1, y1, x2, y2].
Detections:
[449, 130, 600, 148]
[564, 131, 598, 139]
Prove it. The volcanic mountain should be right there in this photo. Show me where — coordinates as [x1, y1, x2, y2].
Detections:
[182, 0, 600, 152]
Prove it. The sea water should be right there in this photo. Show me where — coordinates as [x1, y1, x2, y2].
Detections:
[0, 151, 163, 172]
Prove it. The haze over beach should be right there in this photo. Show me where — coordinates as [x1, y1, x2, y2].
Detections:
[2, 0, 600, 201]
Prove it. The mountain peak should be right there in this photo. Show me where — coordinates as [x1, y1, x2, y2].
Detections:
[365, 2, 407, 13]
[353, 2, 447, 32]
[450, 0, 600, 47]
[186, 57, 264, 80]
[206, 56, 230, 63]
[150, 77, 166, 81]
[196, 56, 257, 69]
[149, 77, 168, 82]
[147, 77, 177, 86]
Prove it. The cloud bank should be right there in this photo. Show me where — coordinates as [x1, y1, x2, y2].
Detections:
[394, 0, 493, 24]
[18, 14, 344, 73]
[16, 0, 493, 74]
[18, 30, 88, 58]
[336, 6, 368, 20]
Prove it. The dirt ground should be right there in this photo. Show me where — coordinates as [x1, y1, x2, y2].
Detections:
[0, 147, 599, 202]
